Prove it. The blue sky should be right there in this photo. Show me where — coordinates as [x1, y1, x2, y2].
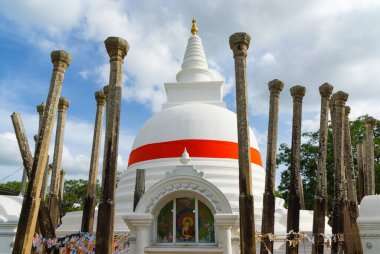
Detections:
[1, 0, 380, 187]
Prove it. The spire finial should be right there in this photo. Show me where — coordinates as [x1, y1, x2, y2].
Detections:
[191, 18, 198, 35]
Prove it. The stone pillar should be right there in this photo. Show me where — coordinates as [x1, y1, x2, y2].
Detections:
[11, 112, 33, 178]
[58, 169, 65, 201]
[13, 50, 71, 253]
[20, 169, 27, 196]
[215, 214, 239, 254]
[286, 85, 306, 254]
[123, 214, 153, 254]
[81, 89, 106, 233]
[312, 83, 333, 254]
[331, 92, 355, 254]
[96, 37, 129, 254]
[40, 156, 51, 200]
[37, 102, 46, 131]
[356, 143, 365, 201]
[364, 116, 377, 195]
[260, 79, 284, 254]
[133, 169, 145, 211]
[344, 106, 363, 253]
[48, 97, 70, 229]
[229, 32, 256, 254]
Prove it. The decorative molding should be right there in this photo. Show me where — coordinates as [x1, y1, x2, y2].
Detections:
[144, 182, 221, 213]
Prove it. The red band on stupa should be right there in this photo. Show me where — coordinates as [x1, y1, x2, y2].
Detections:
[128, 139, 263, 167]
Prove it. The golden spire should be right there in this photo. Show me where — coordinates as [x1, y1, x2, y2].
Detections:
[191, 18, 198, 35]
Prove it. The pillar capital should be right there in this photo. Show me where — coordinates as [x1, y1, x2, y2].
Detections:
[290, 85, 306, 101]
[36, 102, 46, 115]
[333, 91, 348, 107]
[319, 83, 333, 98]
[104, 37, 129, 60]
[60, 169, 66, 176]
[268, 79, 284, 95]
[103, 85, 110, 97]
[58, 97, 70, 111]
[95, 90, 106, 106]
[229, 32, 251, 58]
[364, 116, 377, 127]
[345, 106, 351, 116]
[51, 50, 72, 70]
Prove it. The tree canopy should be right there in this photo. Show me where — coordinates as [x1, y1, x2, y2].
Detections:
[277, 115, 380, 211]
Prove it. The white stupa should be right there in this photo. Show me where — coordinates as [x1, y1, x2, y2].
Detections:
[58, 20, 328, 253]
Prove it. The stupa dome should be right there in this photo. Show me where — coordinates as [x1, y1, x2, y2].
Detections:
[129, 103, 261, 167]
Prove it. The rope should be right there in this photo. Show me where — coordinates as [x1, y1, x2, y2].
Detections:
[0, 166, 23, 182]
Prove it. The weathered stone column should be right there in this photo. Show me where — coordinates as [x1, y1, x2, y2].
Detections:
[81, 90, 106, 233]
[58, 169, 65, 201]
[11, 113, 33, 178]
[48, 97, 70, 228]
[20, 169, 27, 196]
[331, 92, 354, 254]
[96, 37, 129, 254]
[40, 160, 51, 200]
[286, 85, 306, 254]
[260, 79, 284, 254]
[356, 143, 366, 201]
[364, 116, 377, 195]
[36, 103, 46, 141]
[312, 83, 333, 254]
[13, 50, 71, 254]
[133, 169, 145, 211]
[229, 32, 256, 254]
[344, 106, 363, 253]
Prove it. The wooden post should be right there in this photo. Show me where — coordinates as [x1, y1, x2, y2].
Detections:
[344, 106, 363, 253]
[312, 83, 333, 254]
[82, 90, 106, 233]
[356, 143, 365, 201]
[286, 85, 306, 254]
[364, 117, 377, 195]
[48, 97, 70, 229]
[12, 50, 71, 254]
[229, 32, 256, 254]
[260, 79, 284, 254]
[95, 37, 129, 254]
[133, 169, 145, 211]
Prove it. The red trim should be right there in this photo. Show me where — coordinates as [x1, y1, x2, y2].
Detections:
[128, 139, 262, 167]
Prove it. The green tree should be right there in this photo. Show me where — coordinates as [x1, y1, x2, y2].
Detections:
[277, 115, 380, 211]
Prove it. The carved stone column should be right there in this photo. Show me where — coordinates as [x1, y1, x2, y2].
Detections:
[96, 37, 129, 254]
[58, 169, 65, 201]
[49, 97, 70, 228]
[364, 116, 377, 195]
[312, 83, 333, 254]
[260, 79, 284, 254]
[331, 92, 354, 254]
[13, 50, 71, 253]
[81, 89, 106, 233]
[356, 143, 365, 201]
[133, 169, 145, 211]
[344, 106, 363, 253]
[40, 157, 51, 200]
[286, 85, 306, 254]
[229, 32, 256, 254]
[36, 103, 46, 140]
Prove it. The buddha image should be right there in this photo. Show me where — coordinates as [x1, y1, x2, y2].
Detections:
[181, 216, 194, 240]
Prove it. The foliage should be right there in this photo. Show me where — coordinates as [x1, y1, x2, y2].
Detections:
[0, 181, 24, 193]
[61, 179, 101, 215]
[277, 115, 380, 211]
